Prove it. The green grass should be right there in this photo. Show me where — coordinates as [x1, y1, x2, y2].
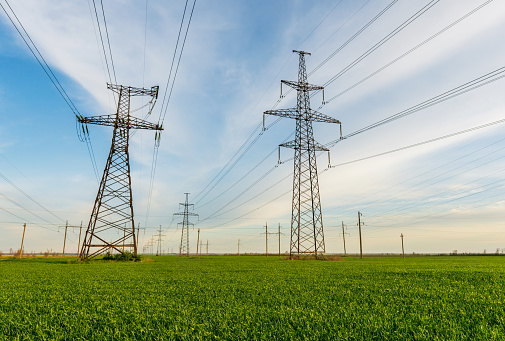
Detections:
[1, 255, 504, 340]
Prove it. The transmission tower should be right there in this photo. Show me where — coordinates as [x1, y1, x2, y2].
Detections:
[173, 193, 198, 256]
[264, 50, 341, 259]
[78, 83, 162, 260]
[156, 226, 166, 256]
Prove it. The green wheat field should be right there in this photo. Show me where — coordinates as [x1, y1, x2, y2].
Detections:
[1, 255, 504, 340]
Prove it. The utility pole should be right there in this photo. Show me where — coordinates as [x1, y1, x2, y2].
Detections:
[136, 225, 146, 254]
[340, 221, 350, 256]
[278, 223, 281, 256]
[262, 223, 283, 257]
[19, 223, 26, 258]
[77, 84, 161, 260]
[265, 222, 268, 256]
[196, 228, 200, 257]
[206, 240, 209, 256]
[173, 193, 199, 256]
[77, 221, 83, 256]
[401, 233, 405, 258]
[238, 239, 240, 256]
[264, 50, 341, 259]
[62, 220, 68, 256]
[358, 212, 364, 259]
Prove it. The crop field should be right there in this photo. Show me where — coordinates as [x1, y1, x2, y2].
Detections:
[1, 255, 505, 340]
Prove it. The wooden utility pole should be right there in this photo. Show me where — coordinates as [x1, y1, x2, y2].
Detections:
[62, 220, 68, 256]
[278, 223, 281, 256]
[265, 222, 268, 257]
[238, 239, 240, 256]
[401, 233, 405, 258]
[77, 221, 83, 256]
[358, 212, 364, 259]
[341, 221, 347, 256]
[136, 225, 140, 253]
[196, 228, 200, 257]
[19, 223, 26, 258]
[206, 240, 209, 256]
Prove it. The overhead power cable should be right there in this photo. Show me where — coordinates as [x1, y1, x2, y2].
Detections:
[310, 0, 398, 77]
[1, 0, 100, 194]
[197, 132, 294, 209]
[144, 0, 196, 225]
[331, 118, 505, 168]
[99, 0, 117, 84]
[91, 0, 116, 86]
[159, 0, 196, 125]
[0, 0, 80, 116]
[156, 0, 189, 123]
[327, 130, 505, 218]
[326, 66, 505, 147]
[0, 170, 66, 223]
[201, 117, 505, 230]
[296, 0, 345, 50]
[322, 0, 495, 106]
[315, 0, 440, 103]
[281, 0, 396, 105]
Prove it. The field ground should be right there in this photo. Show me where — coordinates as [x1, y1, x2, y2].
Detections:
[1, 255, 504, 340]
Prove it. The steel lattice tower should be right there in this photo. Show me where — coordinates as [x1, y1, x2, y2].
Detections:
[174, 193, 198, 256]
[78, 83, 162, 260]
[264, 50, 341, 259]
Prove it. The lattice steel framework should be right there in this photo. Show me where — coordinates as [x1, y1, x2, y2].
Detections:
[174, 193, 198, 256]
[78, 83, 162, 260]
[264, 50, 341, 259]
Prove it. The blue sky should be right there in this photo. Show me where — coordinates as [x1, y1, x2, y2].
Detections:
[0, 0, 505, 255]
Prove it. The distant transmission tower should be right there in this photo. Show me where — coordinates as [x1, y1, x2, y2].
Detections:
[174, 193, 198, 256]
[264, 50, 341, 259]
[156, 226, 166, 256]
[78, 83, 161, 260]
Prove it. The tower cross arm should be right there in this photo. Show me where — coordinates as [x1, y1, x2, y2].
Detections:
[280, 139, 329, 151]
[77, 115, 164, 130]
[309, 109, 341, 124]
[281, 80, 324, 91]
[173, 212, 199, 217]
[264, 108, 340, 124]
[107, 83, 159, 98]
[264, 108, 299, 120]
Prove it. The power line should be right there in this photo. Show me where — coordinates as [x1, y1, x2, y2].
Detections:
[276, 0, 397, 114]
[326, 66, 505, 146]
[0, 0, 80, 116]
[330, 118, 505, 169]
[315, 0, 440, 103]
[295, 0, 345, 50]
[322, 0, 495, 106]
[91, 0, 115, 86]
[0, 170, 66, 223]
[156, 0, 190, 122]
[310, 0, 398, 77]
[159, 0, 197, 125]
[144, 0, 197, 226]
[200, 116, 505, 231]
[197, 132, 294, 209]
[99, 0, 117, 84]
[327, 128, 505, 218]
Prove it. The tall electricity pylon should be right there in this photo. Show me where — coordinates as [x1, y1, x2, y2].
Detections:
[174, 193, 198, 256]
[264, 50, 341, 259]
[78, 83, 162, 260]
